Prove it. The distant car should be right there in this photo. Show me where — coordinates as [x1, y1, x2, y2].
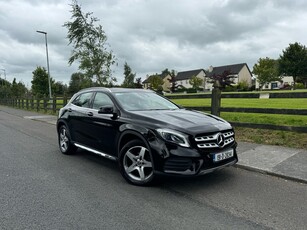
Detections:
[57, 87, 238, 185]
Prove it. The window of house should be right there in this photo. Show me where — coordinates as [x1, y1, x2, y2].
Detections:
[271, 82, 278, 89]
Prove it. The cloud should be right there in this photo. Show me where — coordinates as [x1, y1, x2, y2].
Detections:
[0, 0, 307, 87]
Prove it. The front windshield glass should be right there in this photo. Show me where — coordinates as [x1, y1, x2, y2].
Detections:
[114, 92, 180, 111]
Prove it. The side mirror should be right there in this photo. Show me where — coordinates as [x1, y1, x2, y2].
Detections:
[98, 105, 119, 120]
[98, 105, 114, 114]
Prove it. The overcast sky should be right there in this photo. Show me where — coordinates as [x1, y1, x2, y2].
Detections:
[1, 0, 307, 87]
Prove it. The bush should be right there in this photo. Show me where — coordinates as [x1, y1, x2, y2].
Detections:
[295, 83, 305, 89]
[176, 85, 187, 93]
[224, 85, 237, 92]
[186, 88, 197, 93]
[237, 81, 250, 91]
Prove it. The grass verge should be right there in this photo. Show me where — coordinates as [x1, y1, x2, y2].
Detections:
[235, 127, 307, 149]
[172, 98, 307, 109]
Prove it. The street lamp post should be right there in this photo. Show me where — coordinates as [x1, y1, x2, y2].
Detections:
[36, 30, 52, 99]
[0, 68, 6, 87]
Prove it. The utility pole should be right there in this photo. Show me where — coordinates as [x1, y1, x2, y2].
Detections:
[0, 68, 6, 87]
[36, 30, 52, 99]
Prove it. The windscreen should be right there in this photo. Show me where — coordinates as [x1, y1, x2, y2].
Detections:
[114, 92, 180, 111]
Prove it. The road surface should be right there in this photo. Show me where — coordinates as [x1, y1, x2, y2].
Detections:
[0, 107, 306, 229]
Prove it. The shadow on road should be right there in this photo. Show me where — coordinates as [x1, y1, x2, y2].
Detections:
[69, 149, 237, 189]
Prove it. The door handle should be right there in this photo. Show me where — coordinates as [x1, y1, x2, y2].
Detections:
[68, 108, 72, 112]
[87, 112, 93, 116]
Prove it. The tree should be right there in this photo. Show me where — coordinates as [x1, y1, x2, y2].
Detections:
[68, 72, 92, 95]
[63, 0, 116, 86]
[149, 75, 164, 91]
[208, 70, 235, 116]
[189, 75, 203, 89]
[11, 78, 27, 97]
[160, 68, 177, 92]
[0, 78, 12, 98]
[122, 62, 136, 88]
[31, 66, 54, 98]
[253, 57, 280, 89]
[279, 42, 307, 89]
[53, 81, 68, 96]
[134, 77, 143, 88]
[169, 70, 178, 93]
[161, 68, 170, 77]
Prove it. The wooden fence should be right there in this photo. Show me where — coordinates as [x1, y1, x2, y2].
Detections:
[1, 97, 307, 133]
[183, 106, 307, 133]
[0, 97, 69, 113]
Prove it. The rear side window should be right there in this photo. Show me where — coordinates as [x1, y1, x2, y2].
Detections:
[72, 92, 93, 108]
[92, 92, 114, 110]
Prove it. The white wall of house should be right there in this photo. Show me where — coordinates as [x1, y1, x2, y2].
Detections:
[176, 70, 206, 89]
[237, 65, 252, 86]
[204, 78, 213, 91]
[162, 74, 171, 91]
[255, 76, 294, 90]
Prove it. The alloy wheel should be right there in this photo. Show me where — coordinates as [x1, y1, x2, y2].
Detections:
[123, 145, 153, 182]
[59, 127, 69, 153]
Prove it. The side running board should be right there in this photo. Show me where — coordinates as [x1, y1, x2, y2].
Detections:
[74, 143, 117, 161]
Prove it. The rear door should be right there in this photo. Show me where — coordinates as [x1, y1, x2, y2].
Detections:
[68, 91, 94, 145]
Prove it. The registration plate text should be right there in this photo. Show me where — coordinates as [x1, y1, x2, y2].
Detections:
[213, 149, 234, 162]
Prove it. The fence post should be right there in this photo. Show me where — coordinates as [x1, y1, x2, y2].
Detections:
[31, 97, 34, 110]
[53, 96, 56, 113]
[211, 81, 222, 117]
[63, 96, 68, 107]
[43, 98, 47, 113]
[21, 98, 24, 109]
[36, 98, 40, 112]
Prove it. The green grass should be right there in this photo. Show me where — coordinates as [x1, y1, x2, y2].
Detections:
[170, 96, 307, 148]
[165, 89, 307, 96]
[235, 127, 307, 149]
[172, 98, 307, 109]
[170, 98, 307, 127]
[220, 112, 307, 126]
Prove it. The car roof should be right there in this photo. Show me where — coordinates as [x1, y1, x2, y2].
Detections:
[78, 87, 154, 94]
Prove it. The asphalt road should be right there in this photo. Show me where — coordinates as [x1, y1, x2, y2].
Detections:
[0, 107, 306, 230]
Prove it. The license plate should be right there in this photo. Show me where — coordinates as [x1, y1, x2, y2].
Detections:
[213, 149, 234, 162]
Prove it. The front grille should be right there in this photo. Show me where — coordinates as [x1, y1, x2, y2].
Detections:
[195, 130, 235, 149]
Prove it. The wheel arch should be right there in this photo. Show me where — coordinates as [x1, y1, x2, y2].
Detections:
[117, 130, 151, 156]
[56, 119, 69, 133]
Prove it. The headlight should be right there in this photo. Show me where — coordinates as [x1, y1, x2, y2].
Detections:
[156, 129, 190, 147]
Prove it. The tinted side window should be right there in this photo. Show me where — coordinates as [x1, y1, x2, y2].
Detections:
[92, 92, 114, 110]
[72, 92, 93, 108]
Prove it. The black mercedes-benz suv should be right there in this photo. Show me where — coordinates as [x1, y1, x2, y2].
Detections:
[57, 87, 238, 185]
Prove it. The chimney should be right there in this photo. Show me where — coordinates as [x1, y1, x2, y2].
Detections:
[209, 65, 213, 72]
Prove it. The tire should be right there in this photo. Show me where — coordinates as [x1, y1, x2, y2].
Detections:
[58, 125, 77, 155]
[119, 139, 155, 186]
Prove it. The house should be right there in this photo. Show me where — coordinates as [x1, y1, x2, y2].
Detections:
[175, 69, 207, 90]
[255, 76, 294, 90]
[206, 63, 253, 87]
[142, 72, 171, 91]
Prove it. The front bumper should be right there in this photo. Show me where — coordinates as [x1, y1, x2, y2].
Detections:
[150, 139, 238, 176]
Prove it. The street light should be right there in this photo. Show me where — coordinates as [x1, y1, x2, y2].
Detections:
[0, 68, 6, 87]
[36, 30, 52, 98]
[0, 68, 6, 78]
